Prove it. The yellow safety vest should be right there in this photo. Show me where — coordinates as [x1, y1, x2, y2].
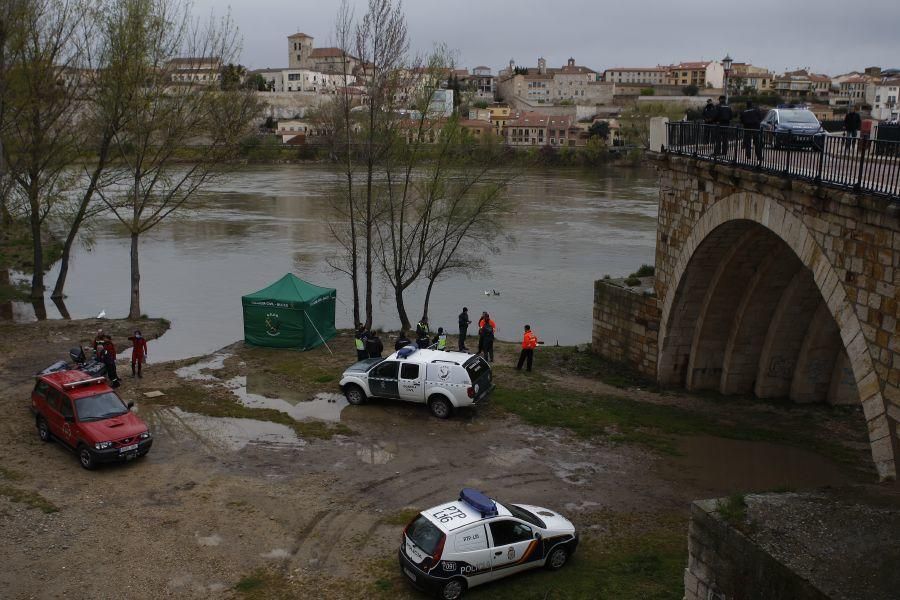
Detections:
[438, 334, 447, 350]
[355, 337, 365, 350]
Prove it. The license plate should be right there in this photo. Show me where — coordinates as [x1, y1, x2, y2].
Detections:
[119, 443, 139, 453]
[403, 567, 416, 582]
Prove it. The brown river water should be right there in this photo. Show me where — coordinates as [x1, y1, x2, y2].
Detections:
[11, 164, 660, 361]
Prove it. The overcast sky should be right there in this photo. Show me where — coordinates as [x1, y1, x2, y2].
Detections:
[194, 0, 899, 76]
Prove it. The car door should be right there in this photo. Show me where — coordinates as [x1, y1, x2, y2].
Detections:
[368, 361, 400, 399]
[57, 395, 78, 448]
[451, 524, 493, 586]
[398, 362, 424, 403]
[487, 519, 540, 578]
[43, 388, 65, 439]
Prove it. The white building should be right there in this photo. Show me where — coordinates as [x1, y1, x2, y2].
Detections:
[255, 68, 355, 93]
[603, 67, 668, 86]
[867, 79, 900, 121]
[428, 89, 454, 118]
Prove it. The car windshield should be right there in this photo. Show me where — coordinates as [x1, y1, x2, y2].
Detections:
[345, 357, 385, 372]
[780, 110, 819, 124]
[75, 392, 128, 421]
[406, 515, 445, 556]
[506, 504, 547, 529]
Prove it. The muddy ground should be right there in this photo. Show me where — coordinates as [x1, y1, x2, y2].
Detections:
[0, 319, 895, 599]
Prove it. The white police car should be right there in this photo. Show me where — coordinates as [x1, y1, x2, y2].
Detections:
[399, 489, 578, 599]
[339, 347, 493, 418]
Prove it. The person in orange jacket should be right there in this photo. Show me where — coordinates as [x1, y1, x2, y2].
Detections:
[516, 324, 538, 372]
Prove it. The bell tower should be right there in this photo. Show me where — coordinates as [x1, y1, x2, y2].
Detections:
[288, 32, 314, 70]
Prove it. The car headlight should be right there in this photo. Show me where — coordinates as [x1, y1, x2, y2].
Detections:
[140, 430, 151, 440]
[94, 441, 113, 450]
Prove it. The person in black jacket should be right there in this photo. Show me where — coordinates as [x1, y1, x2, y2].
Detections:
[844, 107, 862, 151]
[714, 96, 733, 155]
[365, 330, 384, 358]
[457, 307, 471, 352]
[394, 330, 411, 351]
[739, 101, 763, 162]
[702, 98, 717, 144]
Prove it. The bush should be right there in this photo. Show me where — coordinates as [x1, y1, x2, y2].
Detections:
[632, 264, 655, 277]
[624, 276, 641, 286]
[640, 88, 655, 96]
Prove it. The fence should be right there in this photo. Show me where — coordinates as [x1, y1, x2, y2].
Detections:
[665, 122, 900, 200]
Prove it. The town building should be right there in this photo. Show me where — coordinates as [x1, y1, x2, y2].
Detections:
[726, 63, 774, 93]
[603, 67, 668, 86]
[665, 61, 725, 89]
[831, 75, 871, 108]
[773, 70, 831, 101]
[471, 66, 496, 100]
[497, 58, 613, 106]
[866, 79, 900, 121]
[166, 57, 222, 85]
[503, 111, 584, 147]
[287, 32, 359, 75]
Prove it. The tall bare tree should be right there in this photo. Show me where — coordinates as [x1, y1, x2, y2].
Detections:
[97, 0, 262, 319]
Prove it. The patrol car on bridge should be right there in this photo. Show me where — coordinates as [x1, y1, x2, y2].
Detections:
[339, 347, 493, 418]
[399, 488, 578, 599]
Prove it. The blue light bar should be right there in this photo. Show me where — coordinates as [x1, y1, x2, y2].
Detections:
[397, 346, 417, 359]
[459, 488, 498, 518]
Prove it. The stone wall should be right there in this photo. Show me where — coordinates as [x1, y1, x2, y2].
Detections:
[591, 278, 660, 377]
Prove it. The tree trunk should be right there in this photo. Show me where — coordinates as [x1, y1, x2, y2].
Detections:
[51, 229, 76, 299]
[28, 189, 43, 300]
[422, 276, 436, 323]
[395, 286, 410, 331]
[128, 231, 141, 319]
[364, 168, 374, 329]
[51, 295, 71, 319]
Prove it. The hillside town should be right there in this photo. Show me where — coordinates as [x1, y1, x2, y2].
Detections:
[166, 31, 900, 149]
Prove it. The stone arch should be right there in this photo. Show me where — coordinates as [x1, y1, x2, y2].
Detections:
[657, 192, 895, 480]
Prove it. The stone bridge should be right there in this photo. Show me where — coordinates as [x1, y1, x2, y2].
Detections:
[592, 152, 900, 480]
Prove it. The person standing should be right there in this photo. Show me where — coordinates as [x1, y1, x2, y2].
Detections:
[714, 95, 733, 156]
[92, 329, 106, 353]
[128, 330, 148, 378]
[457, 307, 471, 352]
[516, 325, 539, 372]
[434, 327, 447, 351]
[97, 343, 120, 388]
[702, 98, 717, 145]
[394, 330, 411, 351]
[354, 324, 368, 361]
[480, 318, 495, 362]
[416, 316, 430, 339]
[365, 330, 384, 358]
[844, 106, 861, 151]
[739, 101, 763, 163]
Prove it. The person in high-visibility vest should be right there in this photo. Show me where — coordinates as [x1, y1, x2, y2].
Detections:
[354, 324, 369, 361]
[434, 327, 447, 351]
[416, 316, 430, 338]
[516, 324, 538, 372]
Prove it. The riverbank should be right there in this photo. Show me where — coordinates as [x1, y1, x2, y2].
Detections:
[1, 319, 891, 599]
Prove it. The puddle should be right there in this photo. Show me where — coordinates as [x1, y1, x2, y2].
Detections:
[663, 435, 856, 493]
[156, 407, 304, 452]
[355, 442, 396, 465]
[175, 353, 230, 381]
[564, 500, 603, 512]
[552, 460, 605, 486]
[227, 376, 348, 422]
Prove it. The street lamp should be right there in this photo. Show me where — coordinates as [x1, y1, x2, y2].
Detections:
[722, 54, 733, 103]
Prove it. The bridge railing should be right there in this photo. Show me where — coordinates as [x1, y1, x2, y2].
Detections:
[665, 122, 900, 201]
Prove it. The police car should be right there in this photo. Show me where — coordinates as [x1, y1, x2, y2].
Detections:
[339, 347, 493, 418]
[399, 489, 578, 599]
[760, 105, 827, 150]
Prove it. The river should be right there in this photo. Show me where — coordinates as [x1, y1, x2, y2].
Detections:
[11, 164, 659, 361]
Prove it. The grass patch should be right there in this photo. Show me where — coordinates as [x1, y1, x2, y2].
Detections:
[151, 384, 353, 440]
[234, 569, 294, 599]
[716, 493, 748, 526]
[382, 507, 420, 526]
[537, 347, 657, 390]
[0, 483, 59, 514]
[270, 358, 340, 386]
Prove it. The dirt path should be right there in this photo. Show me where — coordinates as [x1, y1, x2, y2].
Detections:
[0, 320, 886, 599]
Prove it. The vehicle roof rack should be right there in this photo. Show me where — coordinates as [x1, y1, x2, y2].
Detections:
[396, 346, 417, 359]
[459, 488, 498, 518]
[62, 376, 106, 389]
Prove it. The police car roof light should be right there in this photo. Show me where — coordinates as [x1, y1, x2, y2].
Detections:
[459, 488, 498, 518]
[397, 346, 417, 359]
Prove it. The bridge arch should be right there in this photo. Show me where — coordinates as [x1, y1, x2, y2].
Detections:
[657, 191, 895, 479]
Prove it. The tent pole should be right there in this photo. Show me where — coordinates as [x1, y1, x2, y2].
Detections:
[304, 310, 333, 355]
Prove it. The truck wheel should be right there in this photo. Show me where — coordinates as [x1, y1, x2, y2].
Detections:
[545, 545, 568, 570]
[344, 384, 366, 405]
[37, 417, 51, 443]
[78, 445, 97, 470]
[438, 578, 466, 600]
[428, 396, 452, 419]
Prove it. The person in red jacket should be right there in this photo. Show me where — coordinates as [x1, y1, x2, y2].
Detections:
[516, 324, 538, 372]
[128, 330, 148, 378]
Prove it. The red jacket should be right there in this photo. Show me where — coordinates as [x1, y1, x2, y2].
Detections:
[522, 331, 538, 350]
[129, 336, 148, 359]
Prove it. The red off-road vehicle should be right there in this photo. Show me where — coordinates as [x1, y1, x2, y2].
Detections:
[32, 370, 152, 470]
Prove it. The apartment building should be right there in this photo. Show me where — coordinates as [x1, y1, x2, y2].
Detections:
[866, 79, 900, 120]
[166, 57, 222, 85]
[665, 61, 725, 89]
[503, 111, 583, 147]
[773, 70, 831, 100]
[727, 63, 774, 93]
[603, 67, 667, 86]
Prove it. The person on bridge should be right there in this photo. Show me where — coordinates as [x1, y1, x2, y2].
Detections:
[739, 101, 763, 164]
[702, 98, 717, 145]
[844, 107, 862, 151]
[457, 306, 471, 352]
[714, 96, 733, 156]
[516, 325, 539, 372]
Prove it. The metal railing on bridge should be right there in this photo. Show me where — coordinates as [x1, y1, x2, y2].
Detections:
[665, 122, 900, 201]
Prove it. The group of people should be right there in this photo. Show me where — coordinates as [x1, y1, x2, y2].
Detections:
[91, 328, 149, 387]
[353, 306, 541, 372]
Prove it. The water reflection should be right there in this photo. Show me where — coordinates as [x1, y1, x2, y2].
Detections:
[12, 165, 659, 361]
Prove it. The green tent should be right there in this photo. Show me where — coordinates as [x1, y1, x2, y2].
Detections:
[241, 274, 337, 350]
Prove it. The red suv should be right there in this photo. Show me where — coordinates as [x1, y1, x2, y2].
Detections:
[32, 370, 152, 469]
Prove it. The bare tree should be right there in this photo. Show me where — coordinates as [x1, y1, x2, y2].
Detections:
[97, 0, 262, 319]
